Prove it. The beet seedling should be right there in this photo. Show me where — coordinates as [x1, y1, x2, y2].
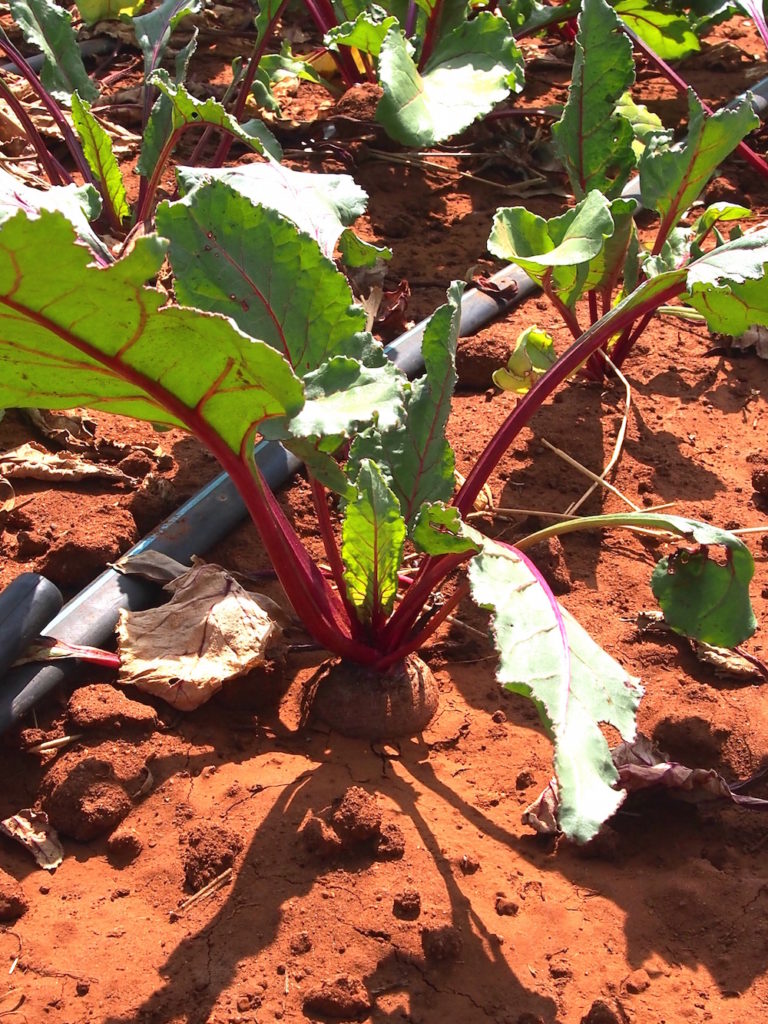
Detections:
[490, 0, 765, 382]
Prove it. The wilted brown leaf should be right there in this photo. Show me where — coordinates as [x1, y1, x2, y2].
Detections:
[0, 442, 135, 484]
[117, 563, 279, 710]
[0, 809, 64, 870]
[523, 733, 768, 836]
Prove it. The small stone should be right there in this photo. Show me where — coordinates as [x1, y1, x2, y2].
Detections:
[491, 709, 507, 723]
[515, 770, 535, 790]
[581, 1000, 621, 1024]
[39, 884, 50, 895]
[302, 974, 371, 1019]
[290, 931, 312, 955]
[393, 889, 421, 920]
[421, 925, 462, 963]
[375, 822, 405, 860]
[517, 1015, 545, 1024]
[331, 787, 382, 846]
[495, 897, 519, 917]
[0, 869, 27, 922]
[75, 981, 90, 996]
[301, 815, 343, 858]
[107, 826, 143, 865]
[624, 968, 650, 994]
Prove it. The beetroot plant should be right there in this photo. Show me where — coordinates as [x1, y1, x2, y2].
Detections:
[0, 156, 764, 839]
[491, 0, 766, 382]
[0, 0, 763, 843]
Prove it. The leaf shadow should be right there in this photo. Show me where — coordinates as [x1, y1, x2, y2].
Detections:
[99, 723, 557, 1024]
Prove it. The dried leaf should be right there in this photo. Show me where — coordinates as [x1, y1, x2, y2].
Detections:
[114, 549, 191, 583]
[731, 324, 768, 358]
[0, 809, 64, 870]
[117, 563, 279, 710]
[636, 609, 764, 681]
[0, 475, 14, 513]
[24, 407, 96, 445]
[523, 732, 768, 835]
[0, 442, 135, 484]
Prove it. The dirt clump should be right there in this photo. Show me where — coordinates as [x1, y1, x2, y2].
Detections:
[40, 741, 149, 840]
[581, 1000, 623, 1024]
[0, 868, 27, 921]
[179, 822, 243, 891]
[374, 821, 405, 860]
[302, 974, 371, 1020]
[624, 967, 651, 994]
[106, 825, 143, 865]
[301, 814, 344, 858]
[37, 507, 138, 588]
[302, 787, 403, 862]
[67, 684, 158, 733]
[495, 896, 519, 916]
[331, 787, 381, 844]
[393, 888, 421, 919]
[421, 925, 463, 963]
[290, 930, 312, 955]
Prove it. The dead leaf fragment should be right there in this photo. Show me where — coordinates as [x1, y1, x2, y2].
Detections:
[24, 407, 96, 446]
[523, 733, 768, 836]
[0, 809, 64, 870]
[635, 609, 764, 681]
[731, 324, 768, 359]
[0, 476, 14, 513]
[0, 443, 135, 484]
[117, 563, 279, 710]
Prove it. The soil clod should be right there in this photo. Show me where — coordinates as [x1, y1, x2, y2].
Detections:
[179, 822, 243, 891]
[67, 684, 158, 733]
[331, 787, 381, 844]
[495, 896, 519, 916]
[421, 925, 463, 963]
[581, 1000, 622, 1024]
[40, 742, 148, 840]
[393, 888, 421, 919]
[0, 868, 27, 921]
[290, 931, 312, 955]
[301, 814, 343, 858]
[302, 974, 371, 1020]
[624, 968, 651, 994]
[107, 826, 143, 866]
[374, 821, 405, 860]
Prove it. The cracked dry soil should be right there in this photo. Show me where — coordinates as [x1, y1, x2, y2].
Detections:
[2, 9, 768, 1024]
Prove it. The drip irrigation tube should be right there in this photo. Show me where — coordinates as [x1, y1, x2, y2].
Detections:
[1, 74, 767, 732]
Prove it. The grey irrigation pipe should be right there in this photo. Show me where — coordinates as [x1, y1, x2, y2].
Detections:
[2, 73, 768, 732]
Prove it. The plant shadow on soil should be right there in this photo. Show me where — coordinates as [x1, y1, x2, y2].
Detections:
[92, 672, 768, 1024]
[100, 740, 558, 1024]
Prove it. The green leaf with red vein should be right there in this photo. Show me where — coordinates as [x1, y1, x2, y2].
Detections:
[156, 180, 372, 378]
[615, 0, 699, 60]
[468, 536, 643, 842]
[0, 211, 303, 454]
[10, 0, 98, 104]
[348, 281, 463, 529]
[71, 92, 130, 224]
[552, 0, 635, 200]
[640, 93, 758, 243]
[376, 13, 523, 146]
[342, 459, 406, 624]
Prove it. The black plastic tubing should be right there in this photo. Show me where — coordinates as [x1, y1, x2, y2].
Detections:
[2, 74, 767, 731]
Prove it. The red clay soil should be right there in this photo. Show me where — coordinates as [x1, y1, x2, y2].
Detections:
[1, 11, 768, 1024]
